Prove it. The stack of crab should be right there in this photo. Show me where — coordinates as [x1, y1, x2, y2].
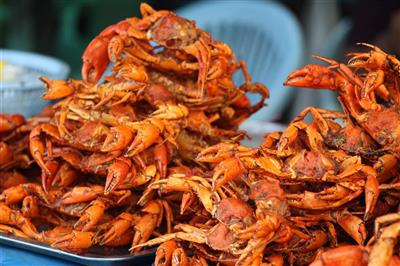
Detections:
[131, 45, 400, 265]
[0, 2, 269, 260]
[2, 3, 400, 266]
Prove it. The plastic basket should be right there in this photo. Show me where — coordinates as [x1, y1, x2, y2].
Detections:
[176, 0, 304, 121]
[0, 49, 70, 116]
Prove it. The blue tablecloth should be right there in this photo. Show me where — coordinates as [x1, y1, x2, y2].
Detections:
[0, 244, 80, 266]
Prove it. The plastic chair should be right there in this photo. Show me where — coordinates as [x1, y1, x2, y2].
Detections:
[176, 0, 304, 121]
[317, 18, 352, 111]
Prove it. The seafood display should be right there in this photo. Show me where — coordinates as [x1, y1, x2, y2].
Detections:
[1, 3, 400, 266]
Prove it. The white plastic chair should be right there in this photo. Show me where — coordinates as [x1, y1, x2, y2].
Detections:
[317, 18, 352, 111]
[176, 0, 304, 121]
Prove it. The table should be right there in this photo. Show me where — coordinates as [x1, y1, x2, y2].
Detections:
[0, 243, 80, 266]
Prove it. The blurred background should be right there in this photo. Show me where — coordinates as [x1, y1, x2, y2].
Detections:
[1, 0, 400, 123]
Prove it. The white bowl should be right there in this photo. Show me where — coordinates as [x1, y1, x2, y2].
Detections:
[0, 49, 70, 117]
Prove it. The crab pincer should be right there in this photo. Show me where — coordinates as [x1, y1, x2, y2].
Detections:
[51, 230, 97, 253]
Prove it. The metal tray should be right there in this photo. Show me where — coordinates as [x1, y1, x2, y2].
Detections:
[0, 233, 155, 266]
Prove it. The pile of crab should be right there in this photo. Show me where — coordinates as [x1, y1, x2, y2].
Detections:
[0, 2, 267, 262]
[2, 3, 400, 266]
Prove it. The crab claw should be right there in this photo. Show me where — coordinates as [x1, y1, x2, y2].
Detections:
[171, 248, 189, 265]
[99, 212, 135, 245]
[347, 43, 389, 68]
[180, 192, 194, 215]
[0, 203, 41, 240]
[131, 213, 159, 253]
[0, 183, 49, 205]
[101, 125, 134, 152]
[145, 175, 216, 216]
[41, 226, 73, 244]
[155, 240, 177, 266]
[81, 36, 111, 82]
[125, 123, 161, 157]
[347, 52, 375, 68]
[364, 174, 380, 221]
[81, 19, 132, 82]
[29, 126, 50, 177]
[51, 230, 96, 253]
[60, 185, 103, 205]
[41, 160, 60, 192]
[39, 77, 76, 100]
[74, 199, 106, 232]
[51, 163, 79, 189]
[21, 196, 39, 218]
[335, 210, 367, 245]
[212, 157, 246, 190]
[284, 64, 342, 90]
[104, 158, 131, 195]
[154, 143, 168, 179]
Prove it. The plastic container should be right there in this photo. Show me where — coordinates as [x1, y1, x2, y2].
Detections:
[176, 0, 304, 121]
[0, 49, 70, 117]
